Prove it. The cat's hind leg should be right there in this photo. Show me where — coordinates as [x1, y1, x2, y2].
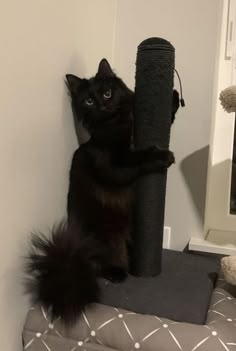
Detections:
[102, 234, 129, 283]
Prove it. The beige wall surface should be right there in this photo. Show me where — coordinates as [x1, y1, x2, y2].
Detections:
[0, 1, 116, 349]
[113, 0, 221, 249]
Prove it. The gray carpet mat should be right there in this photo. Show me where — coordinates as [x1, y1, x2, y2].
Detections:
[99, 249, 220, 325]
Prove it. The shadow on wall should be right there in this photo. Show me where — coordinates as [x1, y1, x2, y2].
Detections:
[63, 54, 90, 146]
[180, 145, 209, 225]
[62, 90, 90, 147]
[72, 114, 90, 145]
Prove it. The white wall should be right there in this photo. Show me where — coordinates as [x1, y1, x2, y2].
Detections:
[113, 0, 221, 250]
[0, 1, 116, 350]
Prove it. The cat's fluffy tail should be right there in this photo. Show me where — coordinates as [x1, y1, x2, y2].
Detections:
[25, 221, 100, 325]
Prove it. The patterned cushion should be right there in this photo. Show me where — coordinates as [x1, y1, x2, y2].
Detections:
[22, 276, 236, 351]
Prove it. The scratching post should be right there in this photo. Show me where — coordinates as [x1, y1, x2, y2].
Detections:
[97, 38, 220, 323]
[131, 38, 175, 276]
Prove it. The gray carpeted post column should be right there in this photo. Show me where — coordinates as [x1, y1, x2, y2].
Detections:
[130, 38, 175, 276]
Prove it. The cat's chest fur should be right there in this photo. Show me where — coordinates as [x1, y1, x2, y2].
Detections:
[92, 147, 133, 212]
[94, 184, 133, 211]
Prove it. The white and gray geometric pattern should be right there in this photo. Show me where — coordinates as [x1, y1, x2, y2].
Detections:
[23, 276, 236, 351]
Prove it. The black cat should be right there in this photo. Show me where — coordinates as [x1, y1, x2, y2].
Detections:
[26, 59, 177, 325]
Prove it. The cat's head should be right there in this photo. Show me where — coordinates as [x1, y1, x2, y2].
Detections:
[66, 59, 133, 134]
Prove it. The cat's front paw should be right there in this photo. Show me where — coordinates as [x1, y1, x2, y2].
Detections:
[155, 148, 175, 168]
[141, 147, 175, 176]
[165, 150, 175, 168]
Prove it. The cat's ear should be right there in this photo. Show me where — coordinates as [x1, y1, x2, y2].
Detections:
[97, 59, 115, 78]
[65, 74, 82, 95]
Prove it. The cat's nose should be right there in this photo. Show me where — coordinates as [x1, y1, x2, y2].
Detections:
[100, 107, 106, 112]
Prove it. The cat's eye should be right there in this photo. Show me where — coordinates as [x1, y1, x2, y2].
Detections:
[85, 97, 94, 106]
[103, 89, 112, 99]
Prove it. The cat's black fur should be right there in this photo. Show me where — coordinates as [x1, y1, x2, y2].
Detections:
[26, 59, 178, 325]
